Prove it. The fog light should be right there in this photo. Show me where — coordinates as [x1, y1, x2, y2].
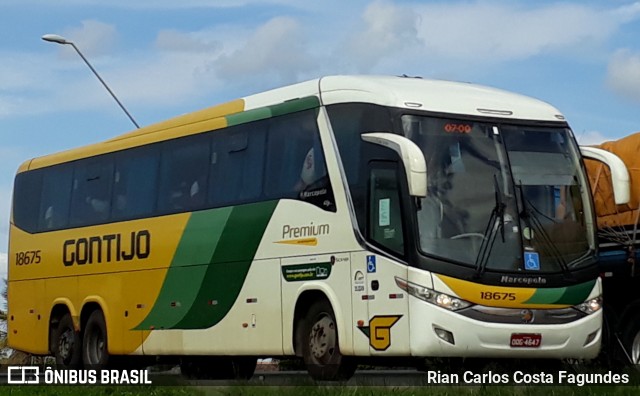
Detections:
[433, 325, 455, 345]
[584, 330, 599, 346]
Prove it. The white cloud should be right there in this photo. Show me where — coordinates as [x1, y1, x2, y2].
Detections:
[155, 30, 222, 53]
[342, 0, 422, 72]
[57, 20, 119, 58]
[577, 130, 609, 146]
[606, 49, 640, 103]
[214, 17, 318, 87]
[413, 2, 626, 63]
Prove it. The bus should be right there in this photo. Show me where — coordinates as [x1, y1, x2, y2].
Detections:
[8, 75, 625, 380]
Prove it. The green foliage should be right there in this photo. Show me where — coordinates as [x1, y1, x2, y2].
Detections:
[0, 386, 202, 396]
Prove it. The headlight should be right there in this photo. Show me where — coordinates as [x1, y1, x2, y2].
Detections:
[574, 296, 602, 315]
[395, 277, 472, 311]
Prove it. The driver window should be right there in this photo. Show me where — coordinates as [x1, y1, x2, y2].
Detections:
[368, 166, 405, 256]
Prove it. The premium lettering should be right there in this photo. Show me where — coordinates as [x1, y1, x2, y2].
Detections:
[282, 223, 330, 239]
[63, 230, 151, 266]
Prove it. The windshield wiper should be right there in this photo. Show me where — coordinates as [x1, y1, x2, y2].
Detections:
[516, 182, 572, 278]
[474, 175, 506, 278]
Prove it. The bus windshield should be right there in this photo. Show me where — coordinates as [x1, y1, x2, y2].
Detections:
[402, 115, 594, 273]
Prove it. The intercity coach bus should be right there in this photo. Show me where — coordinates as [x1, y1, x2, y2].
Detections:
[8, 75, 626, 380]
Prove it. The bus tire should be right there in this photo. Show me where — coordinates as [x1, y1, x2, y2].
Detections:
[622, 312, 640, 366]
[82, 310, 109, 368]
[54, 313, 82, 368]
[300, 299, 356, 381]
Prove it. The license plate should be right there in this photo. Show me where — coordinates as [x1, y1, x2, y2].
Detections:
[510, 333, 542, 348]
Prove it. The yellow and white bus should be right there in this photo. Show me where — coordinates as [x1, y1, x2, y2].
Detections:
[8, 75, 617, 380]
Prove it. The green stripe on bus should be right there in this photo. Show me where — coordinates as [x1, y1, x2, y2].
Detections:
[270, 96, 320, 117]
[134, 208, 233, 330]
[172, 207, 233, 267]
[524, 279, 596, 305]
[226, 107, 272, 127]
[225, 96, 320, 126]
[556, 279, 597, 305]
[134, 200, 278, 330]
[522, 287, 565, 305]
[174, 200, 277, 329]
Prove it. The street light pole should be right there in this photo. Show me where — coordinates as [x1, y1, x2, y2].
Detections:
[42, 34, 140, 129]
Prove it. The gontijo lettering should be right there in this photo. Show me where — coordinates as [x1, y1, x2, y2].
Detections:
[63, 230, 151, 266]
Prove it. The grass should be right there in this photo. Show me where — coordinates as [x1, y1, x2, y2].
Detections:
[0, 386, 201, 396]
[0, 382, 639, 396]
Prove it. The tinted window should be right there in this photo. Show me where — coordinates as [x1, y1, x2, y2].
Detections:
[209, 124, 266, 206]
[15, 107, 333, 232]
[369, 166, 405, 255]
[158, 134, 210, 213]
[266, 110, 334, 211]
[327, 104, 394, 230]
[266, 112, 323, 196]
[112, 145, 160, 220]
[38, 164, 73, 230]
[70, 157, 114, 226]
[13, 170, 42, 233]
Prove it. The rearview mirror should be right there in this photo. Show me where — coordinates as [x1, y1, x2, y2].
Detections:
[580, 146, 630, 205]
[361, 132, 427, 197]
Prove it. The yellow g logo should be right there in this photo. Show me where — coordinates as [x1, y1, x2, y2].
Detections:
[358, 315, 402, 351]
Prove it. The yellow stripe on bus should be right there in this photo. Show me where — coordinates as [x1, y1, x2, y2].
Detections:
[435, 274, 567, 309]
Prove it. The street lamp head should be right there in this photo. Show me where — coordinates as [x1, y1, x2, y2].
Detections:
[42, 34, 70, 45]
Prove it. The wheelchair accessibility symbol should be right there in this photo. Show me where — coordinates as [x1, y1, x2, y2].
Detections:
[367, 255, 376, 273]
[524, 251, 540, 271]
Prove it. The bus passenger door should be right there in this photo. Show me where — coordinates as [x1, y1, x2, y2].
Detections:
[358, 162, 410, 355]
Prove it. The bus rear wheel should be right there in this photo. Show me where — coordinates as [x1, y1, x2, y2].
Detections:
[54, 313, 82, 368]
[83, 310, 109, 368]
[300, 299, 356, 381]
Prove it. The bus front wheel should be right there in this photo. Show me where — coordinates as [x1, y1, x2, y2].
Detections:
[83, 310, 109, 368]
[622, 312, 640, 367]
[54, 313, 82, 368]
[300, 299, 356, 381]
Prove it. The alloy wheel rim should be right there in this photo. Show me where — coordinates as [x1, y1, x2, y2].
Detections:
[309, 314, 337, 364]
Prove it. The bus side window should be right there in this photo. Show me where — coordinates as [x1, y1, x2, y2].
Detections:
[13, 170, 43, 233]
[158, 134, 210, 213]
[69, 158, 114, 226]
[209, 124, 266, 206]
[38, 164, 73, 231]
[265, 110, 334, 211]
[112, 146, 160, 220]
[368, 165, 405, 256]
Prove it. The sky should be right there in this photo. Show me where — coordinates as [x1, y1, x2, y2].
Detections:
[1, 0, 640, 281]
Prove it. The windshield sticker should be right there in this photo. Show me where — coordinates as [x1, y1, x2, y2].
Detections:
[379, 198, 390, 226]
[524, 251, 540, 271]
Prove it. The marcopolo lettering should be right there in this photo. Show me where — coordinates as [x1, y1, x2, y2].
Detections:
[63, 230, 151, 266]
